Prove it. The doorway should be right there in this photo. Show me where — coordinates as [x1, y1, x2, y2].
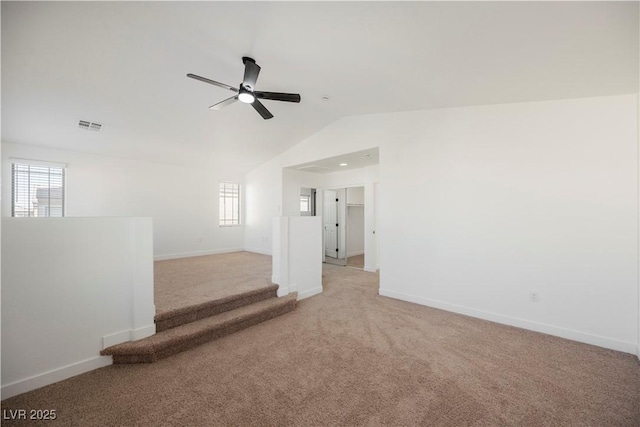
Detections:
[346, 186, 365, 269]
[322, 187, 365, 268]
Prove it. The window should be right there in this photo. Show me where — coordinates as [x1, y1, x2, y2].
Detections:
[12, 162, 65, 217]
[300, 195, 311, 213]
[219, 182, 240, 226]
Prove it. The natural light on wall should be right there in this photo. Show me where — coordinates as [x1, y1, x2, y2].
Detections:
[219, 182, 241, 226]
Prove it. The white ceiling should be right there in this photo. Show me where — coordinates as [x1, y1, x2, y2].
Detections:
[2, 2, 638, 172]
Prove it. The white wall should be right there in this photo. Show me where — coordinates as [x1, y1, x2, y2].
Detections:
[244, 156, 283, 254]
[272, 216, 323, 300]
[1, 217, 154, 398]
[347, 186, 364, 205]
[245, 94, 639, 353]
[379, 95, 638, 353]
[282, 168, 324, 218]
[2, 143, 244, 259]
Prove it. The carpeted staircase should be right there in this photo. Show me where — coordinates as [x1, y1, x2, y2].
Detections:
[101, 284, 296, 363]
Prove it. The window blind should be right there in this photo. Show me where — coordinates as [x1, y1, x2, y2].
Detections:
[12, 163, 65, 217]
[219, 182, 240, 226]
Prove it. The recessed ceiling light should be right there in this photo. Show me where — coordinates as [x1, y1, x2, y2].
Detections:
[339, 163, 348, 166]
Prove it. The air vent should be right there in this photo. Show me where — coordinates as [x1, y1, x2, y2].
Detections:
[78, 120, 103, 131]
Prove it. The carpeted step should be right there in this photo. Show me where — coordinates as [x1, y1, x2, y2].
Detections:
[102, 293, 296, 363]
[154, 284, 279, 332]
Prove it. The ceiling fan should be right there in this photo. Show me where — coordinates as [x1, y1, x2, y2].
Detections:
[187, 57, 301, 120]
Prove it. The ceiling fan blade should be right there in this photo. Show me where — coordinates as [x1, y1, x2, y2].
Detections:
[187, 74, 238, 93]
[255, 91, 301, 103]
[251, 99, 274, 120]
[209, 96, 238, 110]
[242, 57, 261, 90]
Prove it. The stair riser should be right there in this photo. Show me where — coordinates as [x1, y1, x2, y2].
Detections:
[155, 288, 277, 332]
[112, 300, 295, 364]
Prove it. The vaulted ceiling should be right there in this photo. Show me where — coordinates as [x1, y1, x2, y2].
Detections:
[2, 2, 638, 172]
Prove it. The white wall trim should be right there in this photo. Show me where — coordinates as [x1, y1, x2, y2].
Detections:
[297, 286, 323, 301]
[379, 288, 637, 355]
[102, 324, 156, 349]
[363, 266, 378, 273]
[244, 247, 272, 256]
[1, 356, 112, 400]
[154, 247, 244, 261]
[276, 284, 290, 297]
[347, 251, 364, 258]
[102, 330, 132, 349]
[131, 324, 155, 341]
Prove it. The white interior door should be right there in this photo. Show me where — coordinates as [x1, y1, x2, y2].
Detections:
[324, 190, 338, 258]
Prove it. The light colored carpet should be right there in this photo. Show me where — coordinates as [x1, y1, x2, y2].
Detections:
[2, 262, 639, 426]
[154, 251, 272, 315]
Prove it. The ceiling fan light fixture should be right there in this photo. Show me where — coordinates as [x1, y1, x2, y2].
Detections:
[238, 87, 255, 104]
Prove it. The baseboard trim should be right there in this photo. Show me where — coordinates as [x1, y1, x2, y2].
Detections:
[276, 284, 289, 297]
[347, 251, 364, 258]
[298, 286, 322, 301]
[1, 356, 112, 400]
[154, 248, 244, 261]
[102, 324, 156, 349]
[103, 330, 131, 349]
[244, 247, 272, 256]
[363, 266, 378, 273]
[379, 288, 637, 354]
[132, 324, 156, 341]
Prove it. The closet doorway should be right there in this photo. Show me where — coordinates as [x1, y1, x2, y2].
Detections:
[321, 186, 365, 269]
[346, 187, 365, 269]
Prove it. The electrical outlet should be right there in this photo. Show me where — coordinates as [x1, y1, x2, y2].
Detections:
[530, 292, 539, 303]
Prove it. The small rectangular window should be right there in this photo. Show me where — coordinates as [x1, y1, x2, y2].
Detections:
[300, 195, 311, 213]
[12, 162, 65, 217]
[219, 182, 241, 226]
